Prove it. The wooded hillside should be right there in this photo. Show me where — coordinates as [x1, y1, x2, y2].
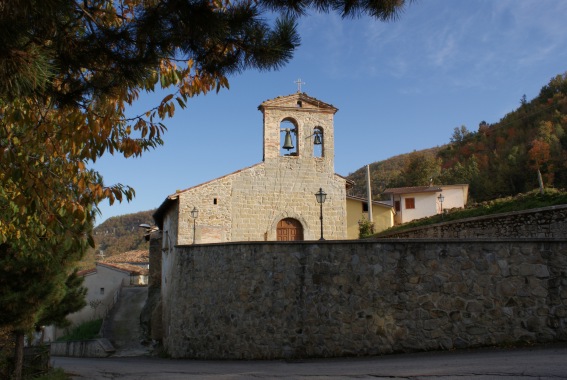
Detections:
[348, 72, 567, 202]
[80, 210, 155, 269]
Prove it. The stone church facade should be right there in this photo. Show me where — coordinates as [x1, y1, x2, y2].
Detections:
[154, 92, 358, 246]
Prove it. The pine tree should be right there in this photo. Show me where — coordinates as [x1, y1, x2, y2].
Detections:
[0, 1, 411, 377]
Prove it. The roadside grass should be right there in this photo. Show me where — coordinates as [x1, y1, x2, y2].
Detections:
[375, 188, 567, 237]
[29, 367, 69, 380]
[55, 319, 102, 342]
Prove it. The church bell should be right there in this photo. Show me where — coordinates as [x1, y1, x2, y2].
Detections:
[282, 129, 294, 150]
[313, 131, 322, 145]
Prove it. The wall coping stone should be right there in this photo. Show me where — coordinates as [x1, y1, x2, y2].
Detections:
[376, 204, 567, 238]
[177, 237, 567, 249]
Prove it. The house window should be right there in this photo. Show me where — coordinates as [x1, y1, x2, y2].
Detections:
[405, 198, 415, 209]
[100, 288, 105, 295]
[362, 202, 369, 212]
[395, 201, 400, 212]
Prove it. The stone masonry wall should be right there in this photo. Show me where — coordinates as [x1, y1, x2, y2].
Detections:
[379, 205, 567, 239]
[173, 161, 348, 244]
[162, 239, 567, 359]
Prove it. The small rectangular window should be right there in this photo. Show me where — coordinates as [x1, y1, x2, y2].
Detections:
[405, 198, 415, 209]
[395, 201, 400, 212]
[362, 202, 368, 212]
[213, 198, 218, 205]
[100, 288, 105, 295]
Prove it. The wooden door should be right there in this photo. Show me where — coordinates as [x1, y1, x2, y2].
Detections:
[277, 218, 304, 241]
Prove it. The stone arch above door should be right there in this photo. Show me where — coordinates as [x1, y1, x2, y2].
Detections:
[276, 218, 304, 241]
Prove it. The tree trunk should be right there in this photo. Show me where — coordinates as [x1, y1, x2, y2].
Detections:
[12, 330, 25, 380]
[537, 168, 544, 194]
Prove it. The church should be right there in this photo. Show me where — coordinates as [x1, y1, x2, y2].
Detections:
[153, 91, 394, 245]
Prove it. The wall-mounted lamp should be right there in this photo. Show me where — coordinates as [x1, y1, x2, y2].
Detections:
[191, 207, 199, 244]
[139, 223, 157, 241]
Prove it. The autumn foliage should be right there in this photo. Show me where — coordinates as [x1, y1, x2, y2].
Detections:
[348, 72, 567, 202]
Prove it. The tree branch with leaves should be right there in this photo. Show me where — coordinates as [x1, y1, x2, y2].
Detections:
[0, 1, 411, 377]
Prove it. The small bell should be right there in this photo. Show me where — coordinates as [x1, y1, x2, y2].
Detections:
[282, 129, 294, 150]
[313, 131, 322, 145]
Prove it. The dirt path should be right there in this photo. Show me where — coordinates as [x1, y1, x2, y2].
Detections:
[104, 286, 151, 357]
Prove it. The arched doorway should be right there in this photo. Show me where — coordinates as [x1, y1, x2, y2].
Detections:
[277, 218, 304, 241]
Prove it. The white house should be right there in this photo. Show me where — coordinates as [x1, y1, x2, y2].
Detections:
[44, 258, 148, 341]
[383, 184, 469, 225]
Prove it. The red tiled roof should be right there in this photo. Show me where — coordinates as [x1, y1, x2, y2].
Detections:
[103, 249, 149, 264]
[258, 92, 337, 111]
[97, 262, 148, 276]
[346, 195, 393, 208]
[77, 268, 96, 277]
[383, 186, 442, 195]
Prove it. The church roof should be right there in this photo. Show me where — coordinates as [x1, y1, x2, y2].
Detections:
[258, 92, 337, 113]
[335, 173, 355, 189]
[152, 162, 263, 229]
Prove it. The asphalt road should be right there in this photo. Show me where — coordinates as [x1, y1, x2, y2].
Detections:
[52, 343, 567, 379]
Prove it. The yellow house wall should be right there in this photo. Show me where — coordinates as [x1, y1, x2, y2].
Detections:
[346, 198, 393, 239]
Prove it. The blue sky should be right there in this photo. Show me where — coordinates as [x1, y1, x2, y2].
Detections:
[93, 0, 567, 225]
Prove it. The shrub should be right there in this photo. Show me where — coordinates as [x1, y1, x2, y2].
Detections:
[56, 319, 102, 342]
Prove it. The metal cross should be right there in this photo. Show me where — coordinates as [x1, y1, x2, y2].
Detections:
[294, 78, 305, 93]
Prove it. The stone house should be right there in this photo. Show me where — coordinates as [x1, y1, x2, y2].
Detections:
[153, 92, 393, 245]
[383, 184, 469, 225]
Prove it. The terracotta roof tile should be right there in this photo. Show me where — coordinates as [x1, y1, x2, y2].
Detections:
[383, 186, 442, 194]
[103, 249, 149, 264]
[97, 262, 148, 276]
[77, 268, 96, 277]
[346, 195, 393, 208]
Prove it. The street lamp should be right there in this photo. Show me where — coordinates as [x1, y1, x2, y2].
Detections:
[190, 207, 199, 244]
[437, 193, 444, 219]
[315, 188, 327, 240]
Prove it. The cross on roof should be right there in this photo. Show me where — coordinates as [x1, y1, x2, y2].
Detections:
[294, 78, 305, 93]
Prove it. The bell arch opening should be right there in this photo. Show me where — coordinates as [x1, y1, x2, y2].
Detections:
[280, 118, 298, 156]
[313, 126, 323, 158]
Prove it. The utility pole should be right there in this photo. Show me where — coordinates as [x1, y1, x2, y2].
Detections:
[366, 165, 373, 223]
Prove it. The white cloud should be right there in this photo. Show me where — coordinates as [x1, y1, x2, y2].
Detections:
[293, 0, 567, 89]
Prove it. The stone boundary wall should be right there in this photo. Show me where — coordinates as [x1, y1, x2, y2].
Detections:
[50, 338, 115, 358]
[162, 239, 567, 359]
[378, 205, 567, 239]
